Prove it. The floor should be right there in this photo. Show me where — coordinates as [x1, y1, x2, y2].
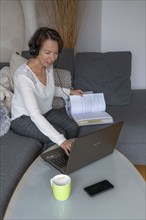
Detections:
[135, 165, 146, 181]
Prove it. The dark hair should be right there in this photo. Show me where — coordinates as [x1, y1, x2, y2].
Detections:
[28, 27, 63, 57]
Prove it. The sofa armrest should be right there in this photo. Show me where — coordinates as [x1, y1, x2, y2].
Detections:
[0, 63, 10, 70]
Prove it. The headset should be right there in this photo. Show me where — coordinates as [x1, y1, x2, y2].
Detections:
[29, 27, 63, 56]
[29, 29, 41, 56]
[29, 28, 52, 56]
[29, 28, 70, 99]
[29, 47, 39, 57]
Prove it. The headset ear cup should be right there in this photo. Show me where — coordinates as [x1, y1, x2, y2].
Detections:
[29, 47, 39, 56]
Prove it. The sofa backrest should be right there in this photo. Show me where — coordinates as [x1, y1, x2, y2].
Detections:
[0, 50, 133, 106]
[74, 51, 132, 105]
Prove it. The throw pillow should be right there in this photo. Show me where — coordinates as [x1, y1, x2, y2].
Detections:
[9, 52, 27, 79]
[0, 103, 11, 137]
[0, 52, 71, 110]
[0, 84, 13, 113]
[0, 52, 27, 92]
[74, 52, 132, 105]
[53, 69, 71, 109]
[0, 53, 27, 112]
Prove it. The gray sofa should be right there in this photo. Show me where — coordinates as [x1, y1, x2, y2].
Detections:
[0, 49, 145, 219]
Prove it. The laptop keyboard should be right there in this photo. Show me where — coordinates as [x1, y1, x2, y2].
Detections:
[51, 154, 69, 168]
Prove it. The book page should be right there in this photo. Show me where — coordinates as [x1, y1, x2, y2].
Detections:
[70, 93, 106, 115]
[72, 111, 112, 122]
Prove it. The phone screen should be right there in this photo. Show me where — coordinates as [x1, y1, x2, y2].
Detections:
[84, 180, 114, 197]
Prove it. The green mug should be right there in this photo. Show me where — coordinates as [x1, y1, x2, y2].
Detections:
[50, 174, 71, 201]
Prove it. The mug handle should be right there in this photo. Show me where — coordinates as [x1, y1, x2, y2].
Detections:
[50, 178, 53, 187]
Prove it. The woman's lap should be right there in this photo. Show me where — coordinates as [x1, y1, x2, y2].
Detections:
[44, 108, 78, 135]
[11, 108, 79, 144]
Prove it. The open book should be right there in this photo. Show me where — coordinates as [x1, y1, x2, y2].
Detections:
[69, 93, 113, 126]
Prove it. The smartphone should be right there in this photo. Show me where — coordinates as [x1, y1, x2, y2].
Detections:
[84, 180, 114, 197]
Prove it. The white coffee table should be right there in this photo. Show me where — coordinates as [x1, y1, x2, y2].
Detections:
[4, 148, 146, 220]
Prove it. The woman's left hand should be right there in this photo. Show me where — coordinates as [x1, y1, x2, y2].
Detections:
[70, 89, 83, 96]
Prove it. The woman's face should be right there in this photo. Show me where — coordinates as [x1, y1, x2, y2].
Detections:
[38, 39, 59, 68]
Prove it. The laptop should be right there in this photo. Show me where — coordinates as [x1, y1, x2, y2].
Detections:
[41, 121, 123, 174]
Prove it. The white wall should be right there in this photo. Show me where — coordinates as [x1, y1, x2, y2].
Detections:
[75, 0, 102, 53]
[101, 0, 146, 89]
[20, 0, 38, 49]
[0, 0, 25, 62]
[76, 0, 145, 89]
[0, 0, 145, 89]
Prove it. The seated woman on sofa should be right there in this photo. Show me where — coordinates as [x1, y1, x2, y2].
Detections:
[11, 27, 83, 156]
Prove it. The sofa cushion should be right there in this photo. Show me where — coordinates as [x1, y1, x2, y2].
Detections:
[78, 90, 146, 165]
[106, 90, 146, 165]
[0, 130, 42, 218]
[74, 51, 132, 105]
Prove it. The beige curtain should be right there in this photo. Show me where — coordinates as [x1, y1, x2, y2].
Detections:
[36, 0, 86, 48]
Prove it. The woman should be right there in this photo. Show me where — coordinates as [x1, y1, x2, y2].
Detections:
[11, 27, 83, 156]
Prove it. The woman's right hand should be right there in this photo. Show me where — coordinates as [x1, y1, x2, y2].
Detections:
[60, 140, 73, 156]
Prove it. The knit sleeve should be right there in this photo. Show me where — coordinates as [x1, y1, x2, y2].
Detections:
[17, 73, 66, 145]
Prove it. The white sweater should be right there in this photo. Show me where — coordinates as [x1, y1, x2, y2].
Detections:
[11, 63, 70, 145]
